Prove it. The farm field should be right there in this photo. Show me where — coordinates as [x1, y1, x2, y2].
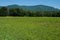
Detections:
[0, 17, 60, 40]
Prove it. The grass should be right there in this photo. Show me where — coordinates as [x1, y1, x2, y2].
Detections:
[0, 17, 60, 40]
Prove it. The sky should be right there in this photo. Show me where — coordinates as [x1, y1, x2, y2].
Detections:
[0, 0, 60, 9]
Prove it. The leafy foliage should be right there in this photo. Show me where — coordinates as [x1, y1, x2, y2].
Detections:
[0, 7, 60, 17]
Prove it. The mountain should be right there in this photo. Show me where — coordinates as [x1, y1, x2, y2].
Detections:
[0, 4, 59, 11]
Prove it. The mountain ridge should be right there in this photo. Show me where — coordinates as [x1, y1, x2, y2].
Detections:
[0, 4, 59, 11]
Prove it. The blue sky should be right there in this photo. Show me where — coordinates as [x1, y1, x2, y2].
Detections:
[0, 0, 60, 9]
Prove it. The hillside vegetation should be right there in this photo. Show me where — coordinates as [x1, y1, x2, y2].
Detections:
[0, 5, 60, 17]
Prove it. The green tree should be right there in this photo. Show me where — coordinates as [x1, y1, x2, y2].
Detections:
[0, 7, 8, 16]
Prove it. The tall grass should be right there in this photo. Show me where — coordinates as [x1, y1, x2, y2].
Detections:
[0, 17, 60, 40]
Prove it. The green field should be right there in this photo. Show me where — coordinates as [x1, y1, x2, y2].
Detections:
[0, 17, 60, 40]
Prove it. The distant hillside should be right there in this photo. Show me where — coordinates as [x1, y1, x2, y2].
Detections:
[0, 4, 59, 11]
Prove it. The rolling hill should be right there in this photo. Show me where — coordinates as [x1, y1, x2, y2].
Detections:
[0, 4, 59, 11]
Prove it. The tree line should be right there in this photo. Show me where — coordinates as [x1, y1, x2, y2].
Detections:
[0, 7, 60, 17]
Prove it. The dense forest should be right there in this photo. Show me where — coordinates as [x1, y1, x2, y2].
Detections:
[0, 7, 60, 17]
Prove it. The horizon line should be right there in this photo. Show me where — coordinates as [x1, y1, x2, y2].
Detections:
[0, 4, 60, 9]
